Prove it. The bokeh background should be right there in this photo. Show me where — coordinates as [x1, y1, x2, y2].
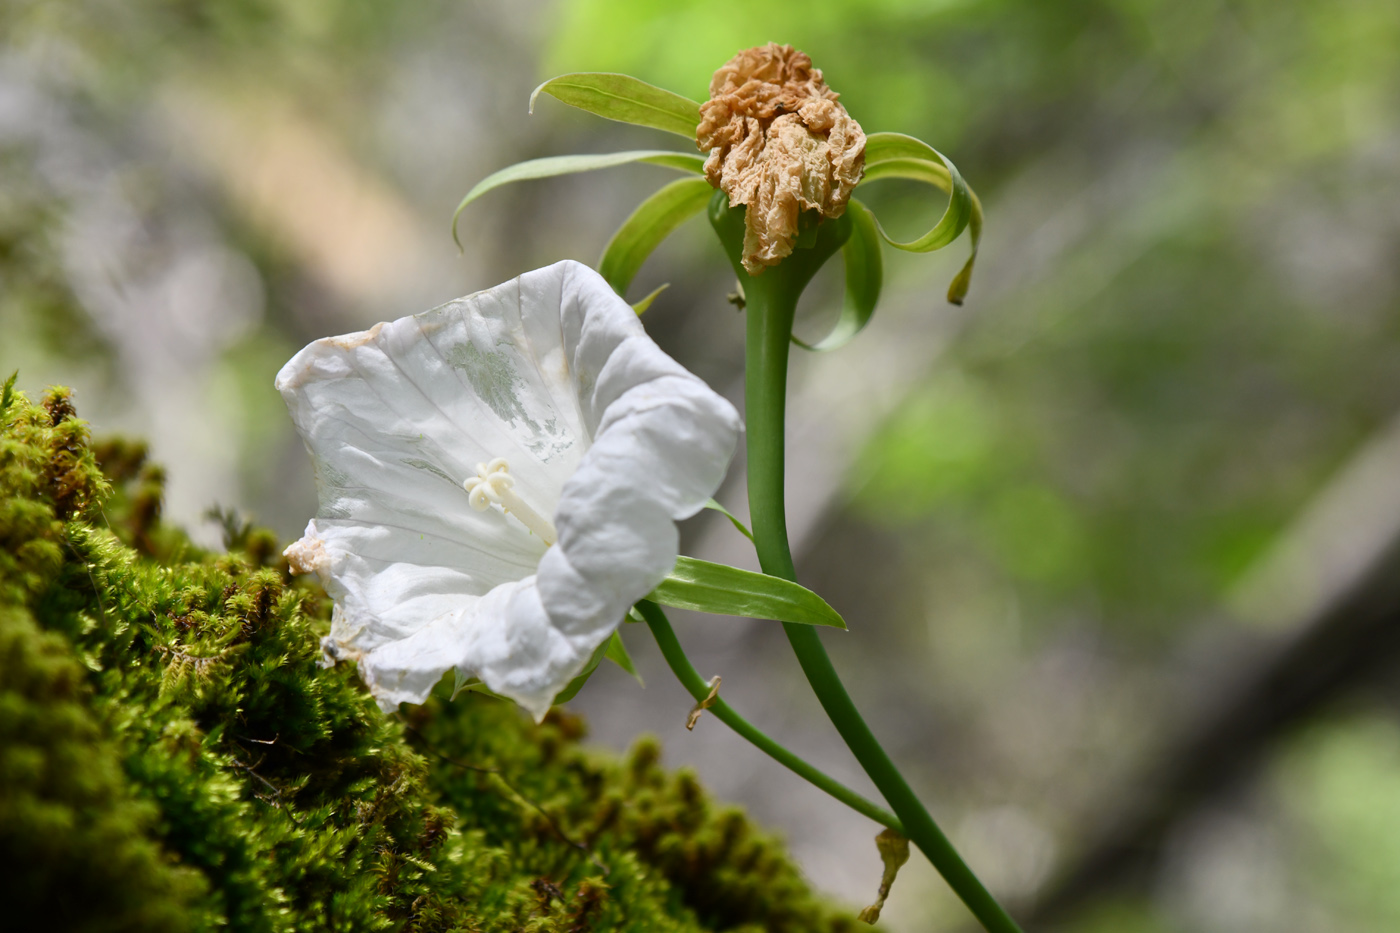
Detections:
[4, 1, 1400, 929]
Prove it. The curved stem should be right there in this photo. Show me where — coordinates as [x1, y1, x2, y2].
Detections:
[742, 263, 1024, 933]
[637, 599, 903, 832]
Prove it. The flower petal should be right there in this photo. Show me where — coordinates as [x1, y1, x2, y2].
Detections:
[279, 261, 740, 718]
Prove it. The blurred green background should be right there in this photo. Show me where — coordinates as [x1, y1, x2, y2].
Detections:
[4, 0, 1399, 929]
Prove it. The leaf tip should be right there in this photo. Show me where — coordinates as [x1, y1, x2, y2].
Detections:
[946, 256, 976, 305]
[450, 210, 467, 252]
[528, 79, 548, 115]
[630, 282, 670, 314]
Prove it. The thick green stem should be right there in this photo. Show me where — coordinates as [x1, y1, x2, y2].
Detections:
[711, 193, 1023, 933]
[636, 599, 902, 832]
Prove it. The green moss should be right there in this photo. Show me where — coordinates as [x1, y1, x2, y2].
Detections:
[0, 384, 858, 933]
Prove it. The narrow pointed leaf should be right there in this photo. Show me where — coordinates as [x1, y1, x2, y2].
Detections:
[703, 497, 755, 544]
[551, 636, 611, 704]
[631, 283, 670, 314]
[603, 631, 643, 685]
[859, 136, 983, 304]
[450, 672, 506, 701]
[452, 150, 704, 247]
[945, 188, 983, 306]
[599, 176, 714, 297]
[649, 556, 847, 629]
[531, 73, 702, 139]
[794, 199, 883, 351]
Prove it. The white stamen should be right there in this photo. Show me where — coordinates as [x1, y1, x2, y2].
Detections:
[463, 458, 558, 546]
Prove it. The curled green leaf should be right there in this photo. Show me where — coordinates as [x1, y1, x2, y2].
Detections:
[649, 556, 847, 629]
[794, 199, 883, 351]
[864, 132, 958, 171]
[531, 73, 702, 139]
[860, 133, 982, 304]
[451, 150, 704, 248]
[861, 133, 971, 252]
[945, 188, 983, 306]
[599, 176, 714, 297]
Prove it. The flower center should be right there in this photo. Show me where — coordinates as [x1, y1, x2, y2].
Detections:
[463, 457, 558, 546]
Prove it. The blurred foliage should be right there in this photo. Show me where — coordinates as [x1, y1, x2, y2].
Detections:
[1279, 716, 1400, 932]
[552, 0, 1400, 631]
[0, 384, 860, 931]
[547, 0, 975, 137]
[3, 0, 412, 85]
[1069, 900, 1170, 933]
[0, 150, 112, 384]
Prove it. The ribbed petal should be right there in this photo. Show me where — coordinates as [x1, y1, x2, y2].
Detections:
[278, 261, 740, 718]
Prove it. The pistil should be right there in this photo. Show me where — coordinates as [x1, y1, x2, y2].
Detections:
[463, 458, 558, 545]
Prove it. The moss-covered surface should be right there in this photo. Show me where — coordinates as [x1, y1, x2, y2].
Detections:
[0, 380, 859, 933]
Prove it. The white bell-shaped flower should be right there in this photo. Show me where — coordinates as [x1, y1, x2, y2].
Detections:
[277, 260, 741, 719]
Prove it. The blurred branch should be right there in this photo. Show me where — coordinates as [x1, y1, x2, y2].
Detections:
[159, 85, 445, 311]
[1027, 413, 1400, 926]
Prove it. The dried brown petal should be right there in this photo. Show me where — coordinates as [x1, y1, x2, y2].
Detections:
[696, 43, 866, 274]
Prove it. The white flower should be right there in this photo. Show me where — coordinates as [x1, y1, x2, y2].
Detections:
[277, 260, 741, 719]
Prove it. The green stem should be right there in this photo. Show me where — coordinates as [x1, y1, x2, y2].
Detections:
[636, 599, 903, 832]
[711, 193, 1023, 933]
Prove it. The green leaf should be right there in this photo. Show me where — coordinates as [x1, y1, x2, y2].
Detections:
[450, 671, 506, 701]
[860, 133, 982, 304]
[946, 189, 983, 306]
[1, 370, 16, 415]
[599, 176, 714, 297]
[649, 556, 847, 629]
[551, 636, 611, 705]
[861, 133, 971, 252]
[861, 154, 983, 305]
[603, 631, 643, 686]
[703, 497, 754, 544]
[452, 150, 704, 248]
[864, 132, 959, 170]
[531, 73, 702, 139]
[862, 155, 953, 185]
[794, 199, 883, 351]
[631, 282, 669, 314]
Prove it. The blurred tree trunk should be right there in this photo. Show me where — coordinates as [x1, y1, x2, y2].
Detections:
[1028, 417, 1400, 926]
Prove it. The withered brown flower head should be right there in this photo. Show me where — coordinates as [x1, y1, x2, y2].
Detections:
[696, 43, 866, 275]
